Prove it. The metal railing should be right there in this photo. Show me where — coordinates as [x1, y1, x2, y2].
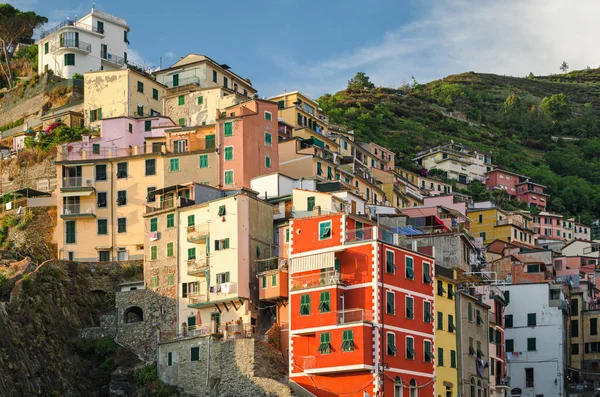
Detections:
[164, 76, 201, 88]
[101, 52, 125, 66]
[41, 20, 104, 38]
[62, 204, 94, 215]
[62, 176, 94, 188]
[187, 291, 207, 304]
[291, 270, 344, 291]
[336, 309, 373, 324]
[187, 257, 209, 275]
[145, 197, 195, 214]
[345, 227, 375, 242]
[256, 257, 282, 273]
[51, 39, 91, 52]
[187, 225, 209, 242]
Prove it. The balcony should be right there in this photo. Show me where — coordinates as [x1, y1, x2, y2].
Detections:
[187, 291, 208, 304]
[60, 204, 95, 219]
[101, 52, 125, 66]
[187, 256, 209, 277]
[291, 270, 345, 291]
[51, 39, 91, 53]
[145, 197, 195, 214]
[257, 257, 288, 301]
[60, 176, 95, 193]
[164, 76, 201, 89]
[187, 224, 209, 243]
[40, 20, 104, 39]
[187, 282, 238, 308]
[336, 309, 373, 325]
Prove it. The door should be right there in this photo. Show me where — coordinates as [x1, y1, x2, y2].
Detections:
[211, 312, 220, 333]
[356, 221, 364, 239]
[174, 140, 188, 153]
[117, 250, 128, 261]
[187, 315, 196, 327]
[172, 74, 179, 87]
[74, 32, 79, 47]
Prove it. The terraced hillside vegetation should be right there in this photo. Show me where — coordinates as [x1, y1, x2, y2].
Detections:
[318, 70, 600, 223]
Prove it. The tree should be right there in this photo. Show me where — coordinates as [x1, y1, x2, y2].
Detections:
[347, 72, 375, 90]
[0, 4, 47, 88]
[559, 61, 569, 74]
[540, 93, 570, 124]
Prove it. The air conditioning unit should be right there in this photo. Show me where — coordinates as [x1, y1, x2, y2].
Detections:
[85, 179, 93, 186]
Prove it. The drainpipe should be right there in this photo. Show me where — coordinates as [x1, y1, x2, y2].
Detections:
[110, 159, 115, 260]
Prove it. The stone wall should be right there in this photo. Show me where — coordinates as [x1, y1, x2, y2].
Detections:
[115, 288, 150, 361]
[78, 312, 117, 340]
[158, 337, 294, 397]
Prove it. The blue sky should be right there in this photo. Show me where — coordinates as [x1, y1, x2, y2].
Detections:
[9, 0, 600, 98]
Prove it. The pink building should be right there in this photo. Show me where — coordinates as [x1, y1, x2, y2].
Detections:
[422, 194, 467, 216]
[217, 99, 279, 189]
[360, 141, 395, 171]
[485, 169, 548, 209]
[59, 116, 176, 161]
[533, 212, 564, 241]
[515, 181, 548, 209]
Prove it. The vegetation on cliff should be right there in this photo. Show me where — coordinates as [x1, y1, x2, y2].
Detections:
[319, 70, 600, 223]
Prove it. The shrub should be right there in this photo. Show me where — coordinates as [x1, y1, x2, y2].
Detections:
[136, 363, 158, 386]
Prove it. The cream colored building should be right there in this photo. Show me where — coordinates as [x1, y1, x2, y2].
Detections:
[269, 91, 329, 134]
[83, 68, 167, 127]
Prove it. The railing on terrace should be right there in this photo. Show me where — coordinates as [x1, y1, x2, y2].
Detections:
[101, 52, 125, 66]
[187, 257, 209, 274]
[51, 39, 91, 52]
[345, 227, 375, 242]
[145, 197, 195, 214]
[164, 76, 201, 89]
[290, 270, 344, 291]
[62, 204, 94, 215]
[256, 257, 285, 273]
[187, 224, 209, 242]
[40, 20, 104, 39]
[62, 176, 94, 188]
[187, 291, 208, 304]
[336, 309, 373, 325]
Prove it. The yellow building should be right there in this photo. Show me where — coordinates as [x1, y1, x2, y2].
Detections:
[467, 206, 535, 246]
[269, 91, 329, 134]
[84, 68, 167, 127]
[55, 137, 218, 262]
[435, 265, 459, 397]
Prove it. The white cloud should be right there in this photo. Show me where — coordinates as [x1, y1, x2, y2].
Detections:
[127, 48, 154, 68]
[265, 0, 600, 97]
[164, 51, 175, 59]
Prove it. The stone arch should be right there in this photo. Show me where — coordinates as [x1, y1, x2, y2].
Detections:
[124, 306, 144, 323]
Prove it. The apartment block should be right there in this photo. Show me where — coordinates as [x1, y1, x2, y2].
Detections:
[38, 8, 129, 78]
[468, 206, 535, 246]
[288, 213, 435, 397]
[485, 169, 548, 210]
[435, 265, 459, 397]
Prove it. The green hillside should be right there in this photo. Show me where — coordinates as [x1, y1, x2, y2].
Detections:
[318, 70, 600, 223]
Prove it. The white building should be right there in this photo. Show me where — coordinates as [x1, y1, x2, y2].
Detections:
[38, 8, 129, 78]
[503, 283, 568, 397]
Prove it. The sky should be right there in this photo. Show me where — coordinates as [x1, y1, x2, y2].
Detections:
[8, 0, 600, 98]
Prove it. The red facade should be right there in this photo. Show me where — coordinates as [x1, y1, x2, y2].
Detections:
[289, 213, 435, 397]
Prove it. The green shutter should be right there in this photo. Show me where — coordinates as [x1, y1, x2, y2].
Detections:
[153, 88, 159, 100]
[451, 350, 457, 368]
[224, 122, 233, 136]
[172, 74, 179, 87]
[438, 311, 443, 330]
[319, 291, 330, 313]
[151, 246, 157, 260]
[178, 95, 185, 106]
[66, 221, 76, 243]
[199, 154, 208, 168]
[262, 276, 267, 288]
[265, 156, 271, 168]
[265, 132, 272, 145]
[188, 248, 196, 260]
[406, 297, 414, 318]
[187, 215, 195, 227]
[224, 171, 233, 185]
[167, 242, 173, 257]
[225, 146, 233, 161]
[168, 274, 174, 286]
[386, 291, 395, 314]
[198, 96, 203, 104]
[145, 120, 151, 131]
[319, 332, 331, 354]
[150, 218, 158, 232]
[167, 214, 174, 228]
[190, 346, 199, 361]
[97, 108, 102, 120]
[300, 294, 310, 315]
[342, 330, 354, 352]
[179, 118, 185, 127]
[205, 135, 215, 149]
[170, 158, 179, 172]
[307, 197, 315, 211]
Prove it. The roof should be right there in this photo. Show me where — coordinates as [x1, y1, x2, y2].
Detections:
[12, 188, 51, 197]
[393, 225, 424, 236]
[268, 91, 319, 107]
[516, 180, 547, 188]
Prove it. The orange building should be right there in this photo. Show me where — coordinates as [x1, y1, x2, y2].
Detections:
[288, 213, 435, 397]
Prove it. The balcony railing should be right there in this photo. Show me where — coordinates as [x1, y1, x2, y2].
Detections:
[145, 197, 195, 214]
[256, 257, 283, 274]
[187, 225, 209, 243]
[51, 39, 91, 52]
[40, 20, 104, 39]
[291, 270, 344, 291]
[187, 291, 208, 304]
[62, 204, 95, 216]
[164, 76, 201, 89]
[346, 228, 375, 242]
[187, 257, 209, 276]
[336, 309, 373, 325]
[101, 52, 125, 66]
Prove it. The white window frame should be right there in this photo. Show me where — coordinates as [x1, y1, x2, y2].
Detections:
[264, 111, 272, 120]
[386, 331, 396, 356]
[386, 290, 395, 315]
[318, 220, 332, 241]
[406, 335, 415, 360]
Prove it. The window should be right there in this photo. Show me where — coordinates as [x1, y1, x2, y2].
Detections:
[572, 343, 580, 355]
[179, 118, 185, 127]
[224, 146, 233, 161]
[166, 242, 173, 257]
[505, 314, 513, 328]
[224, 170, 234, 185]
[592, 318, 598, 336]
[117, 162, 128, 178]
[300, 294, 310, 315]
[423, 262, 431, 284]
[451, 350, 457, 368]
[128, 123, 133, 133]
[89, 108, 102, 121]
[170, 158, 179, 172]
[199, 155, 209, 168]
[216, 272, 230, 283]
[527, 338, 536, 351]
[92, 144, 100, 154]
[436, 346, 443, 365]
[448, 314, 455, 332]
[437, 280, 446, 296]
[387, 333, 397, 356]
[187, 247, 196, 260]
[265, 156, 272, 168]
[571, 320, 579, 337]
[437, 311, 443, 330]
[477, 340, 483, 357]
[318, 220, 332, 240]
[525, 368, 534, 388]
[95, 164, 107, 181]
[137, 105, 144, 117]
[150, 218, 158, 232]
[218, 205, 226, 216]
[44, 42, 48, 54]
[527, 313, 536, 327]
[386, 291, 395, 314]
[406, 296, 414, 319]
[307, 196, 316, 211]
[479, 232, 486, 241]
[191, 347, 200, 362]
[224, 121, 233, 136]
[197, 96, 203, 105]
[469, 338, 475, 355]
[423, 301, 432, 323]
[97, 219, 108, 235]
[506, 339, 514, 352]
[223, 76, 228, 88]
[285, 228, 290, 242]
[265, 111, 272, 121]
[168, 274, 174, 286]
[64, 53, 75, 66]
[214, 238, 230, 250]
[99, 250, 110, 261]
[150, 246, 157, 260]
[468, 302, 473, 322]
[178, 95, 185, 106]
[526, 264, 540, 273]
[265, 132, 272, 145]
[319, 291, 330, 313]
[212, 70, 217, 83]
[479, 214, 483, 223]
[117, 218, 127, 233]
[144, 120, 152, 132]
[187, 215, 195, 227]
[167, 352, 172, 366]
[97, 192, 107, 208]
[152, 88, 159, 100]
[504, 290, 510, 304]
[137, 81, 144, 93]
[448, 284, 454, 299]
[571, 299, 579, 316]
[405, 257, 414, 279]
[386, 250, 396, 273]
[476, 310, 483, 325]
[262, 276, 267, 289]
[406, 336, 415, 359]
[145, 159, 156, 176]
[319, 332, 331, 354]
[116, 190, 127, 206]
[166, 214, 175, 228]
[342, 330, 354, 352]
[271, 274, 277, 287]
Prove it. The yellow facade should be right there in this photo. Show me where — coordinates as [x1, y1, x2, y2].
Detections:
[269, 91, 328, 132]
[84, 68, 166, 126]
[435, 266, 459, 397]
[56, 148, 218, 262]
[163, 87, 242, 127]
[468, 208, 535, 245]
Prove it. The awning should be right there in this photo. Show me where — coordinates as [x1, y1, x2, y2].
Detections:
[61, 190, 94, 197]
[12, 188, 50, 198]
[95, 246, 112, 250]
